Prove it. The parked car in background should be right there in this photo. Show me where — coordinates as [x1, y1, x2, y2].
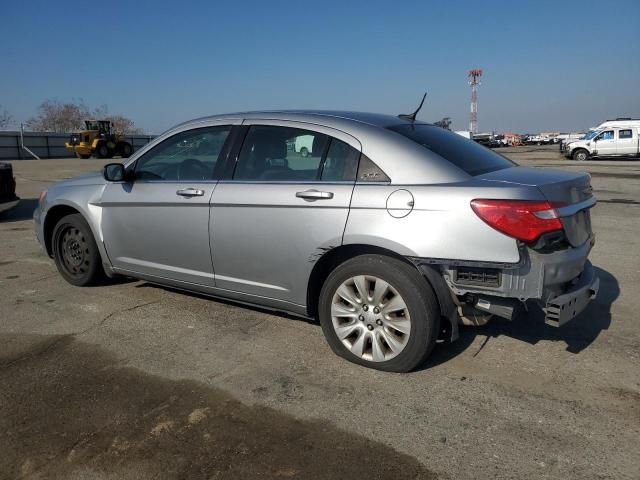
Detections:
[562, 126, 640, 161]
[0, 162, 19, 214]
[473, 132, 502, 148]
[34, 111, 599, 372]
[524, 135, 552, 145]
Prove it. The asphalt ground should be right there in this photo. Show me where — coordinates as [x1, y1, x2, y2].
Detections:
[1, 145, 639, 479]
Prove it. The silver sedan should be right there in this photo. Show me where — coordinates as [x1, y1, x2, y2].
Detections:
[34, 111, 599, 371]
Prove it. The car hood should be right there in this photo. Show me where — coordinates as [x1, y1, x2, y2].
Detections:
[54, 170, 106, 188]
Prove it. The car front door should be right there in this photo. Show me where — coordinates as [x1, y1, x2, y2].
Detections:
[100, 123, 236, 287]
[210, 121, 361, 307]
[594, 130, 616, 156]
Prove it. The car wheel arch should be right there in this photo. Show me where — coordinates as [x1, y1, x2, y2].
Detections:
[43, 204, 103, 260]
[306, 244, 456, 339]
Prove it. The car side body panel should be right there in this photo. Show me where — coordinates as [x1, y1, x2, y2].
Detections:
[100, 181, 217, 286]
[210, 181, 354, 306]
[344, 182, 541, 264]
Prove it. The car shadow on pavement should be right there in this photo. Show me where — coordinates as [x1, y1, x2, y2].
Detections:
[0, 198, 38, 223]
[426, 266, 618, 368]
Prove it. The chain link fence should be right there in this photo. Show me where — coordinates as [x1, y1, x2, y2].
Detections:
[0, 131, 156, 160]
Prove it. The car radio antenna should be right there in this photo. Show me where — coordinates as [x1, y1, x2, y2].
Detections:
[398, 92, 427, 121]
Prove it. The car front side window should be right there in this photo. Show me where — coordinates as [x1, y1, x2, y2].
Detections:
[135, 126, 231, 181]
[597, 130, 614, 141]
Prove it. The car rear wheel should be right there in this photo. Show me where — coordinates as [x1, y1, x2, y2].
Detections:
[52, 213, 105, 286]
[319, 254, 439, 372]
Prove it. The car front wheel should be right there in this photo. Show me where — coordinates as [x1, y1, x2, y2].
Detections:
[52, 213, 105, 286]
[319, 254, 439, 372]
[573, 149, 589, 161]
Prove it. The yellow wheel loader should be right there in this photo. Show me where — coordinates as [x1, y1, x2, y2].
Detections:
[65, 120, 133, 159]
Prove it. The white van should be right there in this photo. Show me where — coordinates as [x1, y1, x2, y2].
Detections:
[562, 126, 640, 161]
[560, 118, 640, 157]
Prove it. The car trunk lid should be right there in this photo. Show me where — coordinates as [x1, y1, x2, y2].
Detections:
[477, 166, 595, 247]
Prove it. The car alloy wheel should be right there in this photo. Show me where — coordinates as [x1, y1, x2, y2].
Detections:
[331, 275, 411, 362]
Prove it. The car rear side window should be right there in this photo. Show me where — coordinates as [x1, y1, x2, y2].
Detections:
[135, 126, 231, 181]
[320, 139, 359, 181]
[619, 129, 633, 139]
[388, 124, 515, 176]
[234, 126, 329, 181]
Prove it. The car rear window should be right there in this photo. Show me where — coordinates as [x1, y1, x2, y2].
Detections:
[388, 124, 515, 176]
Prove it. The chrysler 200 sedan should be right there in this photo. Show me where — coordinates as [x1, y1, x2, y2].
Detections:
[34, 111, 599, 372]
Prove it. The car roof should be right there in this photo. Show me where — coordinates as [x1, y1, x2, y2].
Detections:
[180, 110, 425, 129]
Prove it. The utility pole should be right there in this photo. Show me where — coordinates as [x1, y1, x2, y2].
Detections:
[468, 69, 482, 134]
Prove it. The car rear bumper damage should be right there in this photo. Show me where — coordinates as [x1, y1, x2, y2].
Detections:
[543, 261, 599, 327]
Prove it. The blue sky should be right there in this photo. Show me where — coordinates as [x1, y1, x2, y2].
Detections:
[2, 0, 639, 134]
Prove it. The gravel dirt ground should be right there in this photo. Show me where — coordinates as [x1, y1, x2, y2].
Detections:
[1, 146, 639, 479]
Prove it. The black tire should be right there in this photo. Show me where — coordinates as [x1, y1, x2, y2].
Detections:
[52, 213, 105, 286]
[120, 142, 133, 158]
[299, 147, 309, 157]
[319, 254, 439, 372]
[572, 148, 589, 161]
[95, 143, 110, 159]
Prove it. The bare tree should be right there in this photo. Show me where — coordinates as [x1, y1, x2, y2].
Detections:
[26, 100, 89, 133]
[0, 105, 12, 129]
[434, 117, 452, 130]
[26, 99, 143, 134]
[105, 115, 143, 135]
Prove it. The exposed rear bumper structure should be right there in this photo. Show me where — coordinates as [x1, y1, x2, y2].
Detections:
[431, 238, 598, 328]
[543, 261, 599, 327]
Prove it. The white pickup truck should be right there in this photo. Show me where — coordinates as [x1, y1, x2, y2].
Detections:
[562, 126, 640, 161]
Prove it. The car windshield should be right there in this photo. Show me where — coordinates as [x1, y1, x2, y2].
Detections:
[583, 130, 598, 140]
[388, 124, 515, 176]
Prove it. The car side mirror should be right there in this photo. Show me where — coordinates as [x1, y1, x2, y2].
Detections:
[103, 163, 126, 182]
[593, 137, 598, 142]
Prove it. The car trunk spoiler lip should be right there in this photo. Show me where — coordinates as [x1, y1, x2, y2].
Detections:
[555, 196, 596, 217]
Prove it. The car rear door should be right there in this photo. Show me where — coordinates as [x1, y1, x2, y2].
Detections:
[616, 129, 637, 155]
[100, 122, 237, 287]
[210, 120, 360, 306]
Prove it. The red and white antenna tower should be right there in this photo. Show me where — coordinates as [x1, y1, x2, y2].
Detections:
[468, 68, 482, 134]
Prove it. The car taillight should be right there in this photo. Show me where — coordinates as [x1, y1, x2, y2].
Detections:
[470, 199, 563, 243]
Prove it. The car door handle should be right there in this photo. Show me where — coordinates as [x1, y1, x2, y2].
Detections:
[296, 189, 334, 200]
[176, 188, 205, 197]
